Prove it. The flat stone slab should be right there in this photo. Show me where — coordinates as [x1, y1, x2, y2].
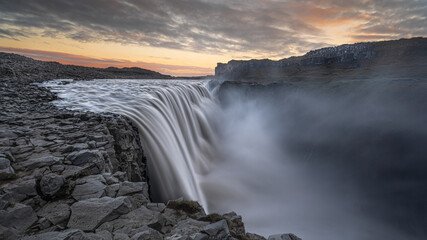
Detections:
[67, 196, 134, 231]
[0, 203, 38, 234]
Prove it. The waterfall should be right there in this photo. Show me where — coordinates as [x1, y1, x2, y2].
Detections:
[45, 79, 219, 209]
[45, 79, 427, 240]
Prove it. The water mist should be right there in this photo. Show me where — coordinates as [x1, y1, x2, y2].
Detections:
[45, 79, 427, 240]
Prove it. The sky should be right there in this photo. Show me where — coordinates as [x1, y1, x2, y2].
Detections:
[0, 0, 426, 76]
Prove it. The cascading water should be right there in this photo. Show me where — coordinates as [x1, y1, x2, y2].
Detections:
[44, 79, 220, 209]
[44, 79, 427, 240]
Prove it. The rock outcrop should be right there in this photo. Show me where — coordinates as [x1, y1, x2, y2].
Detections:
[0, 61, 299, 239]
[215, 37, 427, 82]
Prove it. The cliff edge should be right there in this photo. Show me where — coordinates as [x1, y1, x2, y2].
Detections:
[215, 37, 427, 82]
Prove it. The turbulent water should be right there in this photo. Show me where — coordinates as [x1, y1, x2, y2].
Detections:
[44, 79, 427, 240]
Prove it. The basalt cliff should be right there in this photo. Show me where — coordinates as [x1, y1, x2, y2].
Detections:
[215, 37, 427, 82]
[0, 55, 297, 240]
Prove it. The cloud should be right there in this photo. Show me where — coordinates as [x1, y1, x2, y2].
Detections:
[0, 46, 213, 76]
[0, 0, 425, 57]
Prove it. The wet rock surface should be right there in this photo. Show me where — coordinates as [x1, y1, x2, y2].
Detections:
[0, 61, 300, 239]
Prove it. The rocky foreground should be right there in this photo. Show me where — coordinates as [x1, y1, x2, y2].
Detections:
[0, 59, 299, 239]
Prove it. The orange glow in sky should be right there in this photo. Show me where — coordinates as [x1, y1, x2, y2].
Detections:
[0, 0, 424, 76]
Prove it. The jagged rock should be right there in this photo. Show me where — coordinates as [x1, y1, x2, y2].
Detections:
[37, 201, 70, 225]
[147, 203, 166, 212]
[39, 173, 65, 197]
[130, 228, 163, 240]
[117, 181, 148, 197]
[33, 217, 52, 231]
[129, 194, 149, 207]
[268, 234, 302, 240]
[0, 224, 19, 240]
[18, 155, 61, 171]
[105, 183, 120, 197]
[95, 230, 113, 240]
[114, 232, 131, 240]
[161, 208, 189, 226]
[0, 157, 15, 180]
[66, 150, 105, 168]
[223, 212, 245, 236]
[113, 171, 127, 181]
[72, 175, 106, 200]
[166, 199, 206, 220]
[147, 212, 174, 234]
[61, 165, 90, 179]
[68, 196, 134, 231]
[0, 200, 10, 210]
[97, 206, 160, 232]
[201, 220, 231, 240]
[20, 229, 87, 240]
[50, 164, 65, 173]
[247, 233, 267, 240]
[3, 178, 37, 202]
[103, 173, 119, 185]
[0, 203, 38, 234]
[166, 218, 209, 240]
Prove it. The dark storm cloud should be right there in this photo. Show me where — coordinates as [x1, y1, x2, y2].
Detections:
[0, 0, 425, 56]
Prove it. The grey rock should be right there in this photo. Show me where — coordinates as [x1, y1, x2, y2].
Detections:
[247, 233, 267, 240]
[40, 173, 65, 197]
[117, 181, 148, 197]
[73, 143, 89, 151]
[147, 203, 166, 212]
[97, 206, 160, 232]
[0, 203, 37, 233]
[102, 173, 119, 185]
[0, 157, 15, 180]
[201, 220, 231, 240]
[130, 228, 162, 240]
[193, 233, 209, 240]
[66, 150, 104, 166]
[268, 234, 301, 240]
[72, 175, 106, 201]
[68, 196, 134, 231]
[50, 164, 65, 173]
[20, 229, 87, 240]
[114, 232, 131, 240]
[61, 165, 88, 179]
[75, 174, 106, 184]
[3, 178, 37, 202]
[34, 217, 52, 231]
[161, 208, 188, 226]
[112, 171, 127, 181]
[18, 155, 61, 171]
[147, 212, 175, 234]
[105, 184, 120, 198]
[0, 224, 19, 240]
[95, 230, 113, 240]
[129, 194, 149, 207]
[0, 200, 10, 210]
[223, 212, 245, 236]
[37, 201, 71, 225]
[166, 218, 208, 240]
[85, 232, 112, 240]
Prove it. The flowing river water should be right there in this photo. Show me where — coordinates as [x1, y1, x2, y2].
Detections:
[44, 79, 427, 240]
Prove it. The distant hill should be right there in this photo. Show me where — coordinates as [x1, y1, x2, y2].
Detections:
[0, 53, 172, 82]
[215, 37, 427, 82]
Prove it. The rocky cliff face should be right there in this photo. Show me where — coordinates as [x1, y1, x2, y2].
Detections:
[0, 63, 297, 239]
[215, 37, 427, 82]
